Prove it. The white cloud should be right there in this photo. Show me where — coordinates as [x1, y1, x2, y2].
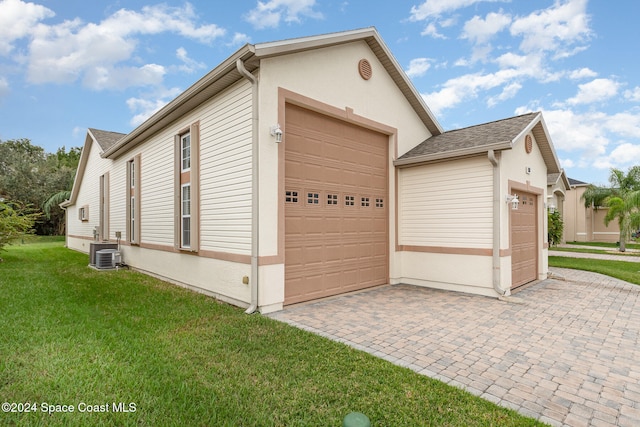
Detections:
[126, 86, 182, 127]
[102, 4, 225, 43]
[461, 11, 511, 62]
[560, 158, 575, 168]
[510, 0, 591, 56]
[421, 22, 447, 39]
[424, 51, 550, 114]
[175, 47, 206, 74]
[487, 82, 522, 107]
[602, 112, 640, 139]
[569, 67, 597, 80]
[25, 3, 225, 90]
[540, 108, 640, 172]
[84, 63, 166, 91]
[542, 108, 609, 156]
[423, 69, 518, 115]
[461, 12, 511, 45]
[245, 0, 322, 30]
[565, 78, 619, 105]
[230, 32, 251, 46]
[0, 0, 54, 55]
[410, 0, 504, 21]
[406, 58, 433, 78]
[607, 143, 640, 166]
[624, 87, 640, 102]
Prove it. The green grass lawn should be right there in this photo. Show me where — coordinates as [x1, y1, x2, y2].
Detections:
[0, 241, 544, 427]
[562, 241, 640, 250]
[549, 256, 640, 286]
[549, 246, 640, 257]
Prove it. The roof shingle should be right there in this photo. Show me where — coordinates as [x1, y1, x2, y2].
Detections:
[398, 112, 539, 160]
[89, 128, 126, 151]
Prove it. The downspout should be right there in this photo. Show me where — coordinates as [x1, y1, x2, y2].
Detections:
[237, 58, 259, 314]
[488, 150, 507, 296]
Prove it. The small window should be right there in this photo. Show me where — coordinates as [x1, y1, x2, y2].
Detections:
[130, 196, 135, 242]
[375, 198, 384, 208]
[181, 133, 191, 172]
[285, 191, 298, 203]
[181, 184, 191, 248]
[129, 160, 135, 188]
[345, 195, 355, 206]
[361, 197, 370, 207]
[307, 192, 320, 205]
[327, 194, 338, 205]
[79, 205, 89, 221]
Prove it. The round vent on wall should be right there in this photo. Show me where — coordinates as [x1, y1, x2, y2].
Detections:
[525, 135, 533, 154]
[358, 59, 372, 80]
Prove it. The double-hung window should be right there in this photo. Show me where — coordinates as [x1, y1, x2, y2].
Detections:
[126, 155, 141, 244]
[181, 183, 191, 248]
[175, 123, 199, 251]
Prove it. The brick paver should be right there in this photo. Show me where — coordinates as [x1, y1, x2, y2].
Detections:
[269, 267, 640, 426]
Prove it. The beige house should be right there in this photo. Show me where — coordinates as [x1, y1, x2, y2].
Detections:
[563, 178, 620, 243]
[64, 28, 562, 313]
[547, 171, 570, 218]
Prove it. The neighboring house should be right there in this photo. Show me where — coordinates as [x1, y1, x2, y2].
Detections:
[547, 171, 571, 244]
[563, 177, 620, 243]
[63, 28, 562, 313]
[547, 171, 570, 218]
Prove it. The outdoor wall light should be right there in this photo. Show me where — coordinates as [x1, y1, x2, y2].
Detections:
[506, 194, 519, 210]
[270, 124, 283, 143]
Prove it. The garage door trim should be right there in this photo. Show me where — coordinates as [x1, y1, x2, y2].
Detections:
[277, 88, 397, 305]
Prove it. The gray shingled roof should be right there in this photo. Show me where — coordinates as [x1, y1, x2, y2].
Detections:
[88, 128, 126, 151]
[569, 177, 589, 186]
[398, 112, 539, 161]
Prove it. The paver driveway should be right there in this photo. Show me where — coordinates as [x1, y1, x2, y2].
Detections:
[268, 268, 640, 426]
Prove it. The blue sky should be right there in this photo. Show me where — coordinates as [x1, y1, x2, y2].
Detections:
[1, 0, 639, 185]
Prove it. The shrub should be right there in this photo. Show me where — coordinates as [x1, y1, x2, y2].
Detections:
[0, 200, 40, 258]
[548, 209, 564, 247]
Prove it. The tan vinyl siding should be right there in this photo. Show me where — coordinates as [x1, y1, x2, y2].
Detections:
[399, 156, 493, 248]
[67, 142, 110, 239]
[125, 79, 252, 252]
[108, 163, 126, 241]
[199, 80, 252, 254]
[139, 139, 174, 246]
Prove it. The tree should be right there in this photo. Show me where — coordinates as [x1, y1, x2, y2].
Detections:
[582, 166, 640, 252]
[43, 190, 71, 235]
[0, 200, 40, 260]
[0, 139, 80, 235]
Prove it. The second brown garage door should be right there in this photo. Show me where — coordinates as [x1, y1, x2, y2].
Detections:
[511, 191, 538, 288]
[284, 104, 389, 305]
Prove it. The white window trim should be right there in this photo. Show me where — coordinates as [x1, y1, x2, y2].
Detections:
[174, 122, 199, 252]
[181, 132, 191, 172]
[126, 155, 141, 244]
[181, 183, 191, 249]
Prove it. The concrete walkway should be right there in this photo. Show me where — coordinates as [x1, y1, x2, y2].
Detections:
[268, 268, 640, 426]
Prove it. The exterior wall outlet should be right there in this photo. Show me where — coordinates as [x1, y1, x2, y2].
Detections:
[242, 276, 249, 285]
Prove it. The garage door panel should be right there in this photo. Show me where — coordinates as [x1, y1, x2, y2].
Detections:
[511, 191, 538, 288]
[285, 104, 389, 305]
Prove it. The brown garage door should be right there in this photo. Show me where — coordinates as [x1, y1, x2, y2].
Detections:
[284, 104, 388, 305]
[511, 191, 538, 288]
